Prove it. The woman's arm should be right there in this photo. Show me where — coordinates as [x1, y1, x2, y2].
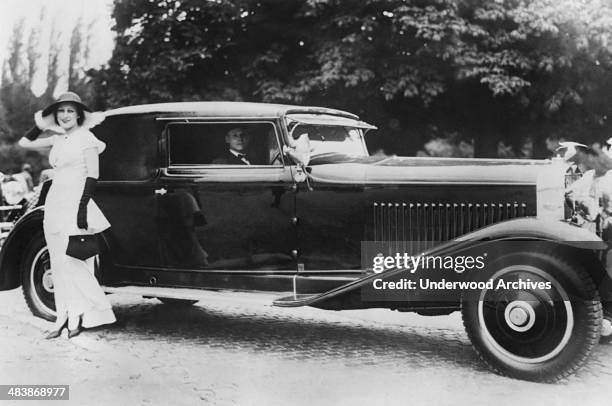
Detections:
[83, 147, 99, 178]
[77, 147, 100, 230]
[18, 127, 54, 150]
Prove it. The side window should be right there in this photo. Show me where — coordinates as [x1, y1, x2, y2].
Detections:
[93, 116, 158, 181]
[168, 122, 281, 166]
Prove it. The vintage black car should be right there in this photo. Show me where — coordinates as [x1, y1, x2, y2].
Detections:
[0, 102, 610, 382]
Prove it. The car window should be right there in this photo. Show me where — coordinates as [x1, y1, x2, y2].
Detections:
[94, 116, 158, 181]
[168, 122, 281, 166]
[286, 122, 368, 159]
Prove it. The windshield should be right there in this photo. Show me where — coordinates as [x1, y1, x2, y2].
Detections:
[287, 122, 369, 160]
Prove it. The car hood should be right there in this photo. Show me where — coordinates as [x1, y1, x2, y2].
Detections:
[307, 155, 564, 185]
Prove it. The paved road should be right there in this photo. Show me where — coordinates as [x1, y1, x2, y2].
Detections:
[0, 288, 611, 406]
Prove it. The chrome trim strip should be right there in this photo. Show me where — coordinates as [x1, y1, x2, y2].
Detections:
[312, 179, 536, 185]
[116, 264, 363, 274]
[156, 116, 281, 121]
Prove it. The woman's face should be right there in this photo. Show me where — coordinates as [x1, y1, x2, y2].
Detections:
[56, 102, 79, 131]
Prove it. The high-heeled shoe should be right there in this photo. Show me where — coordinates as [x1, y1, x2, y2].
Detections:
[44, 320, 67, 339]
[68, 316, 83, 338]
[67, 326, 82, 338]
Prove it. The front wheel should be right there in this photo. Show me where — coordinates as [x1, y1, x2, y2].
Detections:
[21, 232, 56, 321]
[461, 251, 602, 382]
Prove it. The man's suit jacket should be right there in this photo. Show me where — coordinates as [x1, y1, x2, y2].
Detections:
[211, 150, 250, 165]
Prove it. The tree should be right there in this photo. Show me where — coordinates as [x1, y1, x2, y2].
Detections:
[0, 12, 101, 177]
[1, 19, 46, 144]
[92, 0, 612, 157]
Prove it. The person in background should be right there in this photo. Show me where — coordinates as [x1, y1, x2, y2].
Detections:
[38, 168, 54, 184]
[602, 137, 612, 158]
[13, 163, 34, 193]
[560, 142, 612, 238]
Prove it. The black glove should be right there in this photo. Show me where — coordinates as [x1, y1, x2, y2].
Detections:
[24, 126, 42, 141]
[77, 177, 97, 230]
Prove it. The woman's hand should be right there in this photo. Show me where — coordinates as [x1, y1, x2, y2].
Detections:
[18, 129, 54, 150]
[18, 111, 60, 150]
[77, 204, 89, 230]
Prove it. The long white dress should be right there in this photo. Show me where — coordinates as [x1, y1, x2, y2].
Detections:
[44, 127, 115, 330]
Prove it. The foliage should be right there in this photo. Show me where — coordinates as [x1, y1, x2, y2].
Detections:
[0, 14, 99, 179]
[91, 0, 612, 157]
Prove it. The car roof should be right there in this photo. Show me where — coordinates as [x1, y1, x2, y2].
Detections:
[105, 101, 360, 120]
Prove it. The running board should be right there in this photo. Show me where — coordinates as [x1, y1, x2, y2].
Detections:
[103, 285, 288, 302]
[105, 238, 476, 308]
[274, 238, 479, 308]
[273, 273, 380, 307]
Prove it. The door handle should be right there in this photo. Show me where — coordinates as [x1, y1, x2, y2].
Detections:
[154, 188, 167, 195]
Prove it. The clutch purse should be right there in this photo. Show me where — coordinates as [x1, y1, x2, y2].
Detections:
[66, 234, 99, 260]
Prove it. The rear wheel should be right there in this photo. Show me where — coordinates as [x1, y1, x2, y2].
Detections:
[601, 304, 612, 344]
[21, 232, 56, 321]
[461, 251, 602, 382]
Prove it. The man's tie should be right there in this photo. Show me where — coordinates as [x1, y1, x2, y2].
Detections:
[237, 154, 251, 165]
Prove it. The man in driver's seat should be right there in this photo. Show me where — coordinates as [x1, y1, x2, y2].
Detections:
[212, 127, 253, 165]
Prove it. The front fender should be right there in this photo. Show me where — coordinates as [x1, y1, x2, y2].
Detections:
[275, 217, 608, 308]
[0, 207, 44, 290]
[457, 218, 611, 284]
[456, 217, 607, 250]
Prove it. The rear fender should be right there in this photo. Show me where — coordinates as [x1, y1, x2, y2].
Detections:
[0, 180, 54, 290]
[0, 206, 114, 290]
[0, 207, 44, 290]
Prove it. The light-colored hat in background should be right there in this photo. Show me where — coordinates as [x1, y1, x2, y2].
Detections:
[604, 137, 612, 158]
[556, 141, 591, 161]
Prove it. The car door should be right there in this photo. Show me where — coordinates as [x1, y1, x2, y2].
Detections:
[92, 114, 167, 278]
[156, 120, 297, 290]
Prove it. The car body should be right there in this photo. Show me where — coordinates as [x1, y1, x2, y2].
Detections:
[1, 101, 611, 382]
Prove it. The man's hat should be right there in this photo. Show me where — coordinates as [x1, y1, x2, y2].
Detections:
[41, 91, 92, 117]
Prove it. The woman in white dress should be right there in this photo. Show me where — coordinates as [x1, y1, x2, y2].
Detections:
[19, 91, 115, 339]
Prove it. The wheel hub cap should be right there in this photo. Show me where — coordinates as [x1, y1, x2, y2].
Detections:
[602, 318, 612, 337]
[42, 269, 54, 293]
[504, 300, 536, 332]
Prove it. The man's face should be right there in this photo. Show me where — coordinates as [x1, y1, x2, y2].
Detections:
[225, 129, 249, 152]
[571, 151, 597, 172]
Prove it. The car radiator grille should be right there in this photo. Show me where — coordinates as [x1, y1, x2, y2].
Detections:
[372, 202, 528, 244]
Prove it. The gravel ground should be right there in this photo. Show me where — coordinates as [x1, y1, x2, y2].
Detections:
[0, 288, 611, 406]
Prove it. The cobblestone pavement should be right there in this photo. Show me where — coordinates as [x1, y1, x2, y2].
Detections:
[0, 288, 611, 406]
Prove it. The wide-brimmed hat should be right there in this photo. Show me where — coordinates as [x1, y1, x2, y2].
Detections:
[41, 91, 92, 117]
[35, 91, 104, 133]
